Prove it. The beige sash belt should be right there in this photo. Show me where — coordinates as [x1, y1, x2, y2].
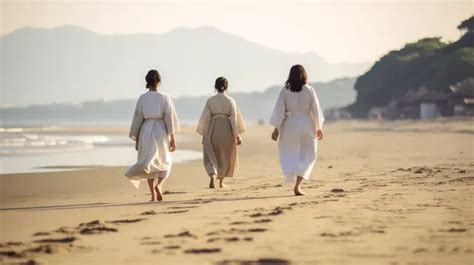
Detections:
[210, 114, 230, 120]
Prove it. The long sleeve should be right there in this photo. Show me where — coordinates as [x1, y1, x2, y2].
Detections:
[129, 99, 144, 141]
[269, 88, 286, 129]
[230, 99, 246, 137]
[164, 95, 181, 135]
[196, 100, 211, 136]
[309, 87, 324, 131]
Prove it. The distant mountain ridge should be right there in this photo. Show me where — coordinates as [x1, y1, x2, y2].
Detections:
[0, 78, 356, 125]
[0, 25, 369, 107]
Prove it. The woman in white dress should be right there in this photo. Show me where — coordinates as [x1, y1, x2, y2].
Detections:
[196, 77, 245, 188]
[270, 65, 324, 196]
[125, 69, 180, 202]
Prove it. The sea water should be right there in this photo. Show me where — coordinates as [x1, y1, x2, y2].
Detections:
[0, 127, 201, 174]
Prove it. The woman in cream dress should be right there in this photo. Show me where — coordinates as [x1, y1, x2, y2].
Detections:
[125, 69, 180, 202]
[270, 65, 324, 196]
[197, 77, 245, 188]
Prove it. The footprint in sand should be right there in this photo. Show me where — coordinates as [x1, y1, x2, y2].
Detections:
[289, 201, 319, 207]
[320, 231, 357, 237]
[140, 210, 157, 215]
[78, 220, 118, 235]
[32, 232, 50, 237]
[29, 220, 118, 238]
[254, 219, 272, 223]
[0, 250, 26, 258]
[207, 237, 240, 243]
[163, 245, 181, 249]
[206, 228, 267, 236]
[34, 237, 78, 244]
[413, 248, 428, 254]
[106, 218, 146, 224]
[163, 190, 188, 195]
[247, 228, 267, 233]
[0, 242, 24, 248]
[34, 243, 87, 254]
[216, 258, 291, 265]
[164, 231, 198, 239]
[160, 210, 189, 214]
[313, 216, 331, 219]
[0, 240, 87, 262]
[80, 226, 117, 235]
[183, 248, 221, 254]
[229, 221, 250, 225]
[248, 206, 289, 218]
[440, 228, 467, 233]
[451, 247, 461, 252]
[207, 236, 253, 243]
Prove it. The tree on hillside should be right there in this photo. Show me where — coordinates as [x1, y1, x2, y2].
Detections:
[347, 16, 474, 118]
[458, 16, 474, 33]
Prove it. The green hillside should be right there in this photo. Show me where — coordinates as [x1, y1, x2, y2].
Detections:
[348, 16, 474, 118]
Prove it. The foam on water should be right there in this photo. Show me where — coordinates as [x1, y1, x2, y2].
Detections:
[0, 127, 201, 174]
[0, 132, 106, 155]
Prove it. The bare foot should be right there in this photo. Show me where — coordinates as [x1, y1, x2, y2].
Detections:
[209, 176, 215, 189]
[155, 186, 163, 201]
[294, 189, 306, 196]
[150, 192, 157, 202]
[218, 179, 228, 188]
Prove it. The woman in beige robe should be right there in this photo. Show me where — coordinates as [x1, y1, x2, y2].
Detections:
[196, 77, 245, 188]
[125, 69, 180, 202]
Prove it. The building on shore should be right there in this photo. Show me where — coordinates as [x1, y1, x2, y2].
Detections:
[449, 77, 474, 116]
[365, 78, 474, 120]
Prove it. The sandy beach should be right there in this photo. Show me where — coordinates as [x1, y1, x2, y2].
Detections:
[0, 119, 473, 265]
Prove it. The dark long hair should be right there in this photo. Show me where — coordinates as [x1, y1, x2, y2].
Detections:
[285, 65, 307, 92]
[145, 69, 161, 90]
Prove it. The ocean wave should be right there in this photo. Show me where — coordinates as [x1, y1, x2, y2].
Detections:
[0, 132, 111, 155]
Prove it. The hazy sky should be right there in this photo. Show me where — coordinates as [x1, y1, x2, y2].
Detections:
[1, 0, 472, 63]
